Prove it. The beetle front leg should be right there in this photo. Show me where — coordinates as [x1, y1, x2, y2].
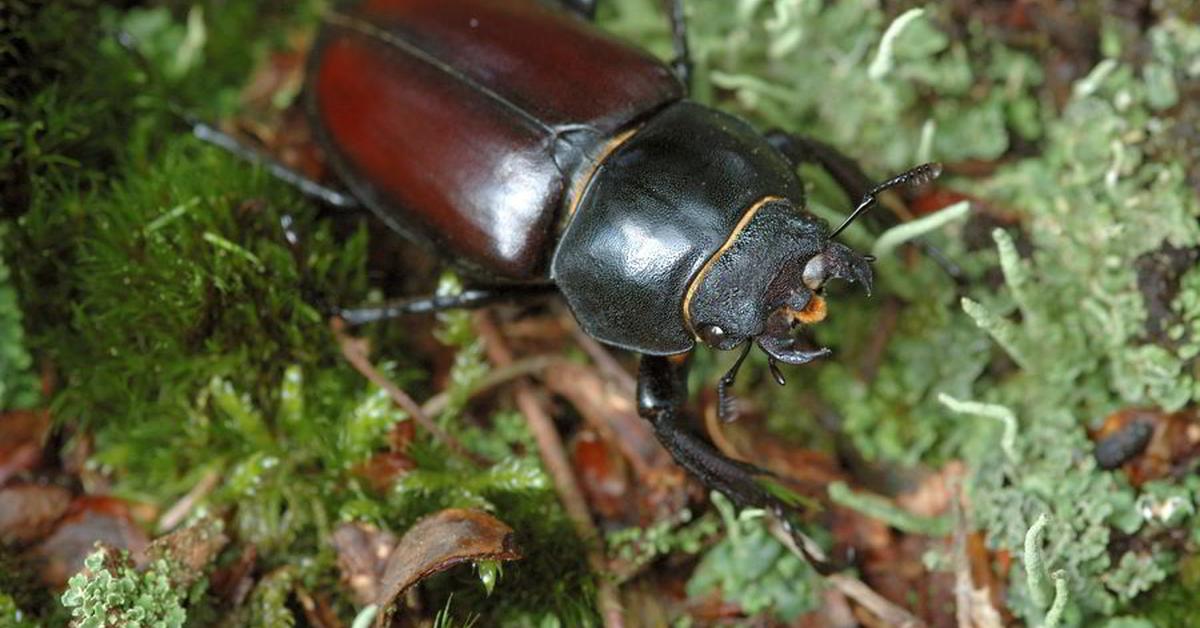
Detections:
[637, 354, 838, 570]
[765, 131, 874, 213]
[638, 355, 771, 507]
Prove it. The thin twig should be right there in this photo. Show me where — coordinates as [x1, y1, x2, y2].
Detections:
[157, 469, 221, 533]
[770, 524, 927, 628]
[703, 404, 745, 461]
[563, 308, 637, 396]
[419, 355, 566, 417]
[826, 575, 928, 628]
[952, 481, 1004, 628]
[331, 317, 481, 465]
[475, 312, 624, 628]
[542, 362, 668, 480]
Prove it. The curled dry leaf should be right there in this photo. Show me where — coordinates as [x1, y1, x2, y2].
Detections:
[374, 509, 521, 626]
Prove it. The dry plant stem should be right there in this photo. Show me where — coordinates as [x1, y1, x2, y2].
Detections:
[564, 309, 637, 396]
[952, 484, 1003, 628]
[826, 575, 927, 628]
[542, 363, 665, 480]
[703, 405, 745, 461]
[770, 524, 927, 628]
[157, 469, 221, 533]
[475, 312, 624, 628]
[420, 355, 566, 417]
[330, 317, 481, 465]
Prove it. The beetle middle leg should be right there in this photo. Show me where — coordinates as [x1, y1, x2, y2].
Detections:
[638, 354, 838, 571]
[114, 28, 361, 211]
[189, 119, 361, 210]
[339, 285, 556, 325]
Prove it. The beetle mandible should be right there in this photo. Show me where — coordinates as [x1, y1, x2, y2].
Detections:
[283, 0, 939, 562]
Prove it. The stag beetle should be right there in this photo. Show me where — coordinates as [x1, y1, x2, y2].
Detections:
[201, 0, 939, 566]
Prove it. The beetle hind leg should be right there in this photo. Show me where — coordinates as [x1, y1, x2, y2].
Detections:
[558, 0, 692, 90]
[665, 0, 692, 89]
[638, 355, 841, 572]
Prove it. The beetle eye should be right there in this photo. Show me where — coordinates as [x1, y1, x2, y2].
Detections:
[698, 324, 726, 345]
[802, 255, 828, 291]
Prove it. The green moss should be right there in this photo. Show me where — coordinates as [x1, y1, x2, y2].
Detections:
[0, 593, 38, 628]
[1129, 555, 1200, 628]
[0, 225, 37, 410]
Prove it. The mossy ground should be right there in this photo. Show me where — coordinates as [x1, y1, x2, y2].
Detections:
[3, 0, 1200, 625]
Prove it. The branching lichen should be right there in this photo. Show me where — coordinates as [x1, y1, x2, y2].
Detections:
[61, 549, 188, 628]
[686, 493, 819, 621]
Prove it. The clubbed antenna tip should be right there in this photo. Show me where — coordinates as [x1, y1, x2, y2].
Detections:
[829, 162, 944, 239]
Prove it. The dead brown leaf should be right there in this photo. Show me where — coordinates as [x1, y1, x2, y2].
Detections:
[332, 522, 398, 606]
[0, 482, 70, 545]
[0, 410, 50, 484]
[374, 509, 521, 626]
[570, 429, 630, 521]
[210, 544, 258, 608]
[351, 451, 415, 494]
[31, 496, 149, 587]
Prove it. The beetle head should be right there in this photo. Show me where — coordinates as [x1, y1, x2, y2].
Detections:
[686, 199, 873, 367]
[687, 159, 941, 378]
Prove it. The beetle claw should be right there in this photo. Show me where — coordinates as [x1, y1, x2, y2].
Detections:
[768, 358, 786, 386]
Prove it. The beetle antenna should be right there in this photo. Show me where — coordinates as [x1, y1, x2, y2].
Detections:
[829, 162, 943, 239]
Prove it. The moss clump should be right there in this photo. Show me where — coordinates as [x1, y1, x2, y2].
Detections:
[0, 225, 37, 410]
